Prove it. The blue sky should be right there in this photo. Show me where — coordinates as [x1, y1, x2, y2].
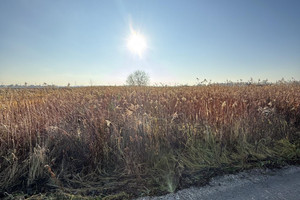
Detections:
[0, 0, 299, 86]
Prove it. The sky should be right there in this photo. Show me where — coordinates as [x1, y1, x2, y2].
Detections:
[0, 0, 299, 86]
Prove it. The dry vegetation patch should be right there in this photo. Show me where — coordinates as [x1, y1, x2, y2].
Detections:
[0, 84, 299, 199]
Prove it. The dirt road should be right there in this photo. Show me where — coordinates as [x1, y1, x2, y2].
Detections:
[138, 166, 300, 200]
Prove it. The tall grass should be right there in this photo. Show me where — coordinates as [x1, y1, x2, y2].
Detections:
[0, 84, 299, 199]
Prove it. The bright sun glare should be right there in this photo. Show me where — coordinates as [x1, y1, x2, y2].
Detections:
[127, 28, 147, 58]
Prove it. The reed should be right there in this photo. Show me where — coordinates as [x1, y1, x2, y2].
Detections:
[0, 84, 299, 199]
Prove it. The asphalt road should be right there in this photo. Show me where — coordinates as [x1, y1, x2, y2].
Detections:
[138, 166, 300, 200]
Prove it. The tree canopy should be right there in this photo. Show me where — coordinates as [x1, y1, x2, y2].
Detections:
[126, 70, 150, 86]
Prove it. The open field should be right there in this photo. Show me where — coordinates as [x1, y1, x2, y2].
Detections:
[0, 84, 299, 199]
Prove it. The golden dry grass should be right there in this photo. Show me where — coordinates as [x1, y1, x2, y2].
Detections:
[0, 84, 299, 199]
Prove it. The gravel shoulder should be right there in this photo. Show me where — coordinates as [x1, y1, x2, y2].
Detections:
[137, 165, 300, 200]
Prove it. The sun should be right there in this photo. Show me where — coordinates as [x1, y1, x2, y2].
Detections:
[127, 28, 147, 58]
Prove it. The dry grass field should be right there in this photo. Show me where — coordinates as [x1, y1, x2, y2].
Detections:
[0, 84, 299, 199]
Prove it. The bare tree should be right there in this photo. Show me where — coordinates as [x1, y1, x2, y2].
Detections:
[126, 70, 150, 86]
